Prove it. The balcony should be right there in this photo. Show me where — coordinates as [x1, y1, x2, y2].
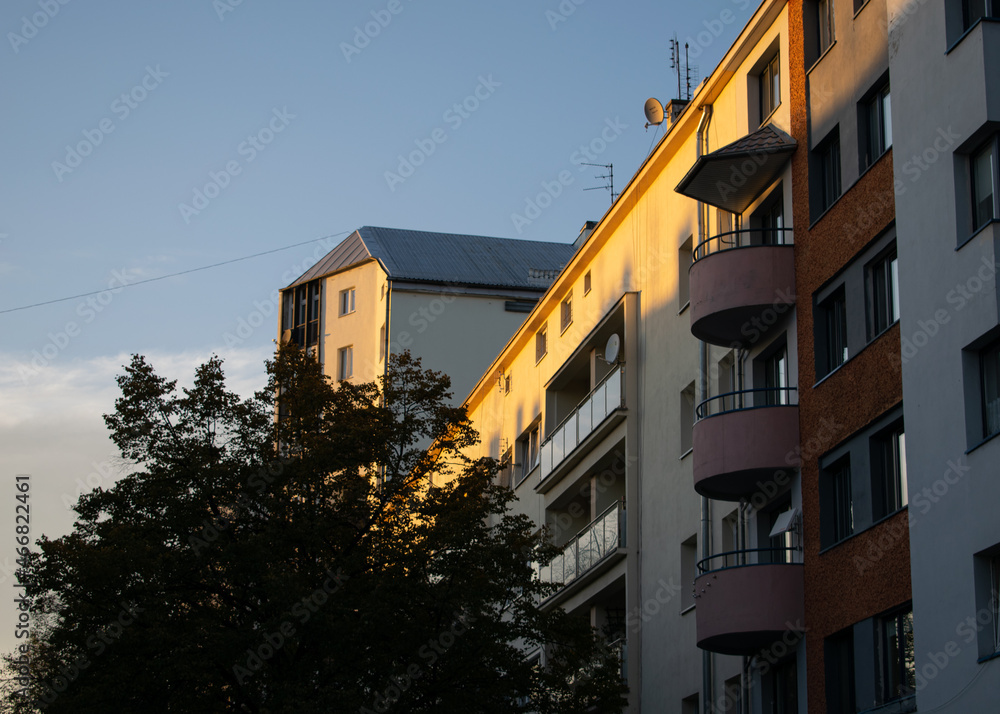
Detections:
[693, 387, 799, 501]
[694, 547, 804, 656]
[688, 228, 796, 347]
[538, 501, 626, 600]
[538, 367, 625, 492]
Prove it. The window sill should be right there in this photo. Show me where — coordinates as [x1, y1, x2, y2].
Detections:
[956, 218, 998, 251]
[966, 428, 1000, 456]
[946, 17, 1000, 56]
[818, 506, 909, 556]
[560, 322, 573, 336]
[977, 648, 1000, 664]
[680, 603, 696, 616]
[758, 102, 782, 131]
[813, 322, 899, 389]
[678, 300, 690, 316]
[535, 353, 547, 365]
[806, 39, 837, 75]
[679, 447, 693, 461]
[853, 0, 872, 18]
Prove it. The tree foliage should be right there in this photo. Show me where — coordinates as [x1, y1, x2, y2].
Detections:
[3, 346, 627, 713]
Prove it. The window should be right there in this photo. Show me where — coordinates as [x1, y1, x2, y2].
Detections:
[721, 676, 743, 714]
[339, 287, 356, 316]
[817, 0, 835, 54]
[718, 351, 736, 412]
[498, 448, 513, 489]
[337, 346, 353, 380]
[815, 128, 842, 215]
[517, 425, 540, 484]
[679, 236, 693, 309]
[872, 421, 907, 520]
[681, 693, 699, 714]
[863, 81, 892, 169]
[759, 51, 780, 125]
[964, 0, 998, 29]
[763, 344, 789, 406]
[752, 190, 785, 245]
[680, 381, 696, 454]
[825, 628, 856, 714]
[680, 535, 698, 611]
[818, 287, 848, 376]
[504, 373, 511, 394]
[974, 548, 1000, 657]
[866, 245, 899, 340]
[535, 325, 547, 362]
[763, 658, 798, 714]
[379, 323, 386, 361]
[823, 456, 853, 546]
[767, 502, 795, 564]
[584, 270, 592, 295]
[560, 294, 573, 333]
[971, 139, 997, 232]
[854, 0, 868, 12]
[981, 338, 1000, 438]
[877, 607, 915, 705]
[281, 279, 322, 349]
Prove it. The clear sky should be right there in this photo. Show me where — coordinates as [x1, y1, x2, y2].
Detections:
[0, 0, 757, 654]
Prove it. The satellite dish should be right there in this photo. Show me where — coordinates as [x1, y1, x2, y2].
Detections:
[604, 334, 621, 364]
[644, 98, 664, 127]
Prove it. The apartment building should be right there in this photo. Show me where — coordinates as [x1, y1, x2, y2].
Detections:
[460, 2, 805, 710]
[277, 226, 574, 400]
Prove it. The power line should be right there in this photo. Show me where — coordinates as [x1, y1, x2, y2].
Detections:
[0, 231, 352, 315]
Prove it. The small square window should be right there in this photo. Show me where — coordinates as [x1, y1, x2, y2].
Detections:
[876, 606, 915, 705]
[866, 244, 899, 340]
[339, 288, 356, 316]
[337, 346, 353, 380]
[822, 455, 853, 546]
[981, 339, 1000, 438]
[535, 325, 548, 362]
[759, 52, 781, 125]
[560, 294, 573, 333]
[862, 81, 892, 169]
[584, 271, 592, 295]
[817, 286, 848, 376]
[971, 140, 997, 232]
[871, 421, 907, 520]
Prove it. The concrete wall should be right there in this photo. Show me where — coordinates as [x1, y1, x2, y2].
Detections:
[319, 260, 386, 386]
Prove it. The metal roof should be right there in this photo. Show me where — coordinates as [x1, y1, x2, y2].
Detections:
[286, 226, 575, 290]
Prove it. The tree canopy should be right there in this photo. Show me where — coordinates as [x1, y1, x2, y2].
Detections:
[3, 346, 627, 713]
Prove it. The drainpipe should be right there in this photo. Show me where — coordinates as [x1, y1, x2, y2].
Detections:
[696, 104, 715, 714]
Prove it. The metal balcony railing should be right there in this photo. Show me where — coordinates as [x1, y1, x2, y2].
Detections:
[692, 227, 794, 262]
[695, 386, 798, 421]
[538, 501, 625, 589]
[539, 367, 623, 484]
[696, 545, 802, 575]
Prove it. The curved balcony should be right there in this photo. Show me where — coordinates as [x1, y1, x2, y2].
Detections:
[693, 387, 799, 501]
[694, 547, 804, 656]
[689, 228, 796, 347]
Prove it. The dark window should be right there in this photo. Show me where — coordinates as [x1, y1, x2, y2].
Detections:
[337, 346, 353, 380]
[877, 607, 915, 705]
[498, 448, 513, 489]
[535, 325, 548, 362]
[339, 287, 356, 316]
[281, 279, 322, 349]
[825, 628, 856, 714]
[764, 658, 798, 714]
[759, 52, 781, 125]
[866, 244, 899, 340]
[584, 271, 592, 295]
[824, 456, 854, 546]
[972, 139, 997, 232]
[681, 381, 695, 453]
[817, 130, 842, 214]
[561, 294, 573, 333]
[818, 0, 835, 54]
[818, 286, 848, 376]
[982, 338, 1000, 438]
[863, 81, 892, 169]
[964, 0, 998, 29]
[764, 345, 789, 406]
[871, 421, 908, 520]
[517, 425, 540, 484]
[750, 187, 786, 246]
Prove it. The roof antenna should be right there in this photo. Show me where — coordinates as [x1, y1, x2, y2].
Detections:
[582, 163, 616, 205]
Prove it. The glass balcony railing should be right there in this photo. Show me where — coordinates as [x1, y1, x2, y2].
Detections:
[538, 501, 625, 591]
[539, 367, 623, 484]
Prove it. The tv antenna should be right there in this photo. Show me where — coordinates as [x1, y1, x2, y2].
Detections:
[669, 35, 698, 101]
[582, 163, 617, 205]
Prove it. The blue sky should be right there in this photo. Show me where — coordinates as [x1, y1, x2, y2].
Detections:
[0, 0, 756, 653]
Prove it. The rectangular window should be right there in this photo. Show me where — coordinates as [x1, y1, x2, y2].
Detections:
[872, 422, 908, 519]
[964, 0, 998, 29]
[504, 373, 511, 394]
[764, 658, 798, 714]
[824, 456, 853, 546]
[764, 345, 789, 406]
[379, 324, 386, 361]
[339, 287, 356, 316]
[535, 325, 548, 362]
[877, 607, 915, 705]
[679, 236, 693, 309]
[584, 270, 592, 295]
[498, 448, 513, 489]
[866, 245, 899, 339]
[561, 294, 573, 333]
[974, 547, 1000, 657]
[864, 82, 892, 168]
[757, 193, 785, 245]
[818, 0, 836, 54]
[817, 129, 842, 214]
[825, 628, 856, 713]
[981, 339, 1000, 438]
[517, 425, 540, 484]
[337, 346, 353, 380]
[990, 555, 1000, 653]
[281, 280, 322, 348]
[818, 286, 848, 376]
[759, 52, 781, 125]
[680, 535, 698, 611]
[972, 140, 997, 232]
[681, 381, 696, 454]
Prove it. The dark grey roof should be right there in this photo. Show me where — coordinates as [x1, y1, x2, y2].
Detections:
[286, 226, 575, 290]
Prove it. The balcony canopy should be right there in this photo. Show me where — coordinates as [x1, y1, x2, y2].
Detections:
[675, 124, 797, 214]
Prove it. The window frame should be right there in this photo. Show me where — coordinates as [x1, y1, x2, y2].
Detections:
[516, 423, 541, 485]
[817, 285, 848, 377]
[583, 270, 592, 295]
[971, 137, 998, 233]
[817, 0, 836, 56]
[339, 287, 356, 316]
[535, 324, 548, 363]
[871, 420, 908, 520]
[964, 0, 998, 30]
[865, 242, 899, 341]
[560, 293, 573, 334]
[876, 605, 916, 706]
[759, 50, 781, 126]
[816, 128, 842, 216]
[337, 345, 353, 381]
[980, 337, 1000, 439]
[824, 627, 856, 714]
[862, 80, 892, 170]
[823, 455, 854, 547]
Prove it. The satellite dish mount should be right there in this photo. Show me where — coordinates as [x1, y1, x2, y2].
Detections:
[603, 333, 621, 364]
